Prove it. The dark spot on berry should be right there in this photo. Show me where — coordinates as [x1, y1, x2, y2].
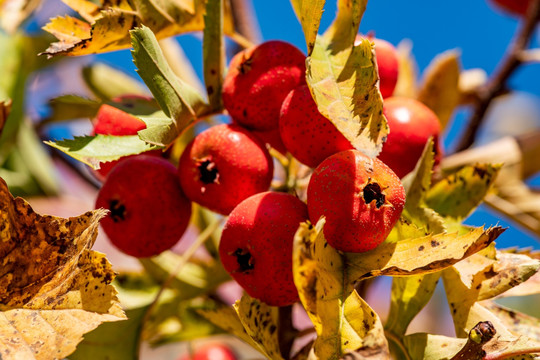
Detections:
[233, 248, 254, 272]
[363, 182, 385, 209]
[197, 158, 220, 184]
[109, 199, 126, 222]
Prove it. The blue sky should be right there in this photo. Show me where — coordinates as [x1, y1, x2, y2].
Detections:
[92, 1, 540, 249]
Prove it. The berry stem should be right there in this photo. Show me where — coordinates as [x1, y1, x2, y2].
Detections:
[278, 304, 297, 359]
[455, 0, 540, 152]
[136, 217, 223, 358]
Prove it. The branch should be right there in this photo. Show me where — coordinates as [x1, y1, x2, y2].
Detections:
[229, 0, 262, 55]
[278, 304, 297, 359]
[450, 321, 496, 360]
[454, 0, 540, 152]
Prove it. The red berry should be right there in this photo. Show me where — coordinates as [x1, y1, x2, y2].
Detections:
[252, 127, 288, 155]
[179, 344, 237, 360]
[219, 192, 308, 306]
[178, 124, 273, 215]
[96, 156, 192, 258]
[223, 40, 307, 131]
[355, 36, 399, 98]
[92, 95, 160, 180]
[307, 150, 405, 253]
[378, 97, 442, 178]
[489, 0, 531, 16]
[279, 85, 353, 167]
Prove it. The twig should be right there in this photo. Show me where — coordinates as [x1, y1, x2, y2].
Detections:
[136, 218, 223, 357]
[455, 0, 540, 152]
[450, 321, 496, 360]
[229, 0, 262, 55]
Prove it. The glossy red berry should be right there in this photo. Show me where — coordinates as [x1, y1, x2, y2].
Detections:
[378, 97, 442, 178]
[92, 95, 159, 179]
[96, 156, 192, 258]
[179, 343, 237, 360]
[178, 124, 273, 215]
[219, 192, 308, 306]
[307, 150, 405, 253]
[223, 40, 307, 131]
[252, 127, 288, 155]
[355, 36, 399, 98]
[279, 85, 353, 167]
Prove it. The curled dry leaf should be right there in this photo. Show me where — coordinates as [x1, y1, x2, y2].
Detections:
[0, 177, 125, 359]
[417, 49, 461, 129]
[41, 0, 236, 57]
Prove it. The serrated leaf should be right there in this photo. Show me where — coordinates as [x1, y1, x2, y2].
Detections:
[306, 36, 388, 158]
[0, 0, 42, 33]
[138, 250, 230, 301]
[426, 163, 501, 219]
[41, 0, 236, 57]
[443, 251, 540, 337]
[289, 0, 325, 54]
[385, 273, 441, 337]
[0, 177, 125, 359]
[203, 0, 224, 110]
[403, 333, 465, 360]
[293, 219, 390, 360]
[82, 62, 149, 101]
[417, 50, 461, 129]
[45, 134, 160, 169]
[131, 26, 209, 147]
[233, 295, 284, 360]
[401, 139, 446, 235]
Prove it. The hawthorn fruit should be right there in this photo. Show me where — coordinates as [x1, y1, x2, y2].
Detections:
[178, 124, 274, 215]
[222, 40, 307, 131]
[378, 97, 443, 178]
[489, 0, 531, 16]
[96, 155, 192, 258]
[279, 84, 353, 167]
[307, 149, 405, 253]
[219, 191, 308, 306]
[178, 343, 237, 360]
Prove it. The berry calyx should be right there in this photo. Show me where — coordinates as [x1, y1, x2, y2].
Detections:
[96, 155, 192, 258]
[307, 149, 405, 253]
[378, 97, 443, 178]
[178, 124, 273, 215]
[219, 191, 308, 306]
[223, 40, 307, 131]
[279, 85, 354, 168]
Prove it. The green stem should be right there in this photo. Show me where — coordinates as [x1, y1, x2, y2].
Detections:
[385, 330, 412, 360]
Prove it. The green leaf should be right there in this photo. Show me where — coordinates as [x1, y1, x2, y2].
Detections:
[46, 95, 102, 123]
[69, 306, 146, 360]
[385, 272, 441, 337]
[323, 0, 366, 50]
[233, 295, 284, 360]
[203, 0, 225, 110]
[443, 251, 540, 337]
[292, 219, 391, 359]
[289, 0, 325, 54]
[426, 163, 501, 219]
[45, 135, 160, 169]
[82, 62, 150, 101]
[138, 251, 230, 301]
[403, 333, 465, 360]
[306, 35, 387, 158]
[130, 26, 209, 147]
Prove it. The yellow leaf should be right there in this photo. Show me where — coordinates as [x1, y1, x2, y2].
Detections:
[0, 177, 125, 359]
[393, 39, 418, 98]
[293, 220, 389, 359]
[290, 0, 325, 54]
[417, 50, 461, 129]
[41, 0, 236, 57]
[234, 295, 284, 360]
[306, 36, 388, 158]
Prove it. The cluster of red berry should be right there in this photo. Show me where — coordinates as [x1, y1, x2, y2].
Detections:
[94, 37, 442, 306]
